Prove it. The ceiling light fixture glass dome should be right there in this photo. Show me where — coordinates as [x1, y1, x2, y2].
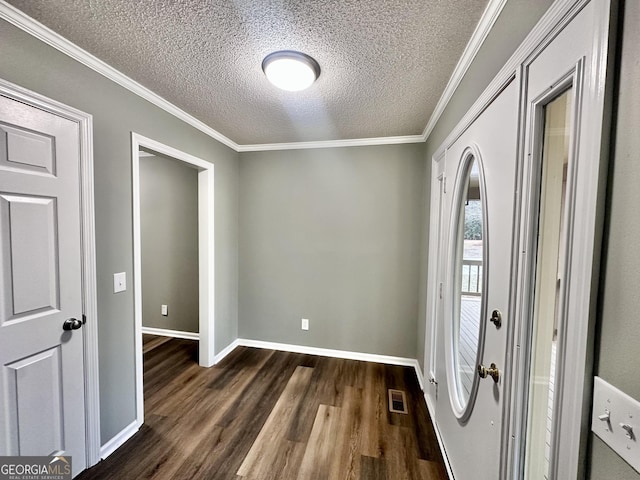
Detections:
[262, 50, 320, 92]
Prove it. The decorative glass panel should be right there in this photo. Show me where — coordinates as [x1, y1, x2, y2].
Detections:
[451, 154, 486, 412]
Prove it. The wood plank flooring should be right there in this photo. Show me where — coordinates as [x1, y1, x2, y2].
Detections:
[78, 336, 447, 480]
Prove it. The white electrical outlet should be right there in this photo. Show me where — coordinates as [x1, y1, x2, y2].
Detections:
[161, 305, 168, 316]
[301, 318, 309, 331]
[113, 272, 126, 293]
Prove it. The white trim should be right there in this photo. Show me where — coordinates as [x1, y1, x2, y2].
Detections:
[424, 393, 455, 480]
[413, 361, 425, 392]
[213, 338, 241, 364]
[0, 78, 101, 469]
[432, 0, 584, 161]
[131, 133, 216, 430]
[78, 95, 101, 470]
[422, 0, 508, 140]
[141, 327, 199, 341]
[99, 420, 138, 460]
[510, 2, 613, 478]
[214, 338, 426, 389]
[237, 338, 418, 368]
[237, 135, 424, 152]
[0, 0, 508, 152]
[423, 152, 446, 412]
[0, 2, 239, 152]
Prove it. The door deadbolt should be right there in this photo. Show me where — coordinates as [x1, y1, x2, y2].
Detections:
[478, 363, 500, 383]
[490, 309, 502, 328]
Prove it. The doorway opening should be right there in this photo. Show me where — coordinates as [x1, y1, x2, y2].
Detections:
[139, 149, 200, 341]
[131, 133, 215, 426]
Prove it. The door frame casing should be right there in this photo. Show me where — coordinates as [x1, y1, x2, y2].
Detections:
[424, 151, 445, 401]
[509, 1, 614, 477]
[0, 78, 101, 468]
[131, 133, 215, 426]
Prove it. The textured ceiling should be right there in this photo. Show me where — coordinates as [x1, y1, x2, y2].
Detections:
[6, 0, 489, 145]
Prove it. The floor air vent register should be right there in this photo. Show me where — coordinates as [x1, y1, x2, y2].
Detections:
[388, 389, 408, 414]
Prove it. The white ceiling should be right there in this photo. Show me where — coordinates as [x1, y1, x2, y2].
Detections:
[6, 0, 490, 146]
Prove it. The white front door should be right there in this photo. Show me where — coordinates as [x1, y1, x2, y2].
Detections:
[426, 1, 612, 478]
[0, 93, 87, 475]
[434, 79, 519, 480]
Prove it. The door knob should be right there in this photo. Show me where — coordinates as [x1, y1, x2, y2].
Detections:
[63, 318, 83, 331]
[490, 309, 502, 328]
[478, 363, 500, 383]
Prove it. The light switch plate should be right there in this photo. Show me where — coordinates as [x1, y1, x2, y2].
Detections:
[113, 272, 126, 293]
[592, 376, 640, 473]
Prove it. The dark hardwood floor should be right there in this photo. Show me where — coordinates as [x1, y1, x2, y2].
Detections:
[78, 335, 447, 479]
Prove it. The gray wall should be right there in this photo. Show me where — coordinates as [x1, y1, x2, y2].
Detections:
[417, 0, 555, 369]
[140, 154, 199, 333]
[588, 1, 640, 478]
[239, 144, 424, 358]
[0, 20, 239, 444]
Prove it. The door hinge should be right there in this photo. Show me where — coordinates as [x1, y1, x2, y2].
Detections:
[439, 282, 443, 300]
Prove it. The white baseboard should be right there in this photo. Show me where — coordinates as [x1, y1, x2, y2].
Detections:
[414, 361, 425, 392]
[424, 392, 454, 479]
[141, 326, 200, 341]
[99, 420, 139, 460]
[217, 339, 425, 396]
[213, 338, 241, 364]
[236, 338, 418, 368]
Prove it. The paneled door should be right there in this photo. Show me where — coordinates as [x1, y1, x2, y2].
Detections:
[434, 79, 519, 480]
[0, 93, 87, 474]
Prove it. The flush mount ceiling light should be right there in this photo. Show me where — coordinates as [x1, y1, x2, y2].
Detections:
[262, 50, 321, 92]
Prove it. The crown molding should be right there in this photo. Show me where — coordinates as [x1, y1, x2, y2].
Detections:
[421, 0, 508, 141]
[0, 1, 240, 152]
[237, 134, 425, 152]
[432, 0, 584, 161]
[1, 0, 504, 152]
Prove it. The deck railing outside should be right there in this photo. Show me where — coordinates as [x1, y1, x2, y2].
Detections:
[461, 259, 482, 296]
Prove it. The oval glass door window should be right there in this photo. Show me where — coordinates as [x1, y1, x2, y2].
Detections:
[451, 153, 487, 414]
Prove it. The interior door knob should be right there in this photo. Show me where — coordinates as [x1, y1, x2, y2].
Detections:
[478, 363, 500, 383]
[63, 318, 83, 331]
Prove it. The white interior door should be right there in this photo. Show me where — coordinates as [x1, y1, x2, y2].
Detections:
[434, 79, 519, 479]
[0, 94, 87, 475]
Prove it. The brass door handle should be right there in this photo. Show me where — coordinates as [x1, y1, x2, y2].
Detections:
[478, 363, 500, 383]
